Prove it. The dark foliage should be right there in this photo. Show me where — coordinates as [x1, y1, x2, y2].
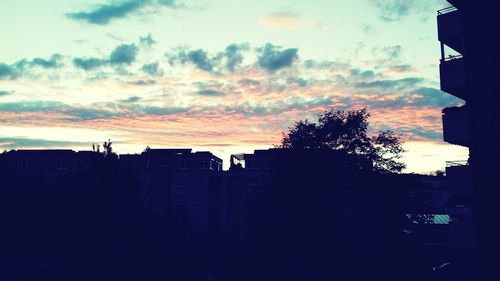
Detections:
[280, 108, 406, 173]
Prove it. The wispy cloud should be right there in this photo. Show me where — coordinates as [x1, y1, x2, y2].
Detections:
[73, 43, 139, 71]
[73, 57, 108, 71]
[66, 0, 180, 25]
[360, 23, 376, 34]
[195, 89, 226, 97]
[128, 79, 157, 85]
[0, 90, 12, 97]
[0, 54, 64, 80]
[139, 33, 157, 47]
[369, 0, 443, 22]
[120, 96, 142, 103]
[141, 62, 163, 76]
[262, 11, 312, 30]
[0, 137, 89, 149]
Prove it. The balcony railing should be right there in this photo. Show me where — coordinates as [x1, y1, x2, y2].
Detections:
[442, 106, 469, 146]
[438, 7, 464, 54]
[441, 54, 463, 62]
[446, 160, 468, 167]
[440, 56, 466, 100]
[437, 6, 457, 15]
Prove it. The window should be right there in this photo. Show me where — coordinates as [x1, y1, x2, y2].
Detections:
[56, 161, 65, 170]
[157, 159, 169, 168]
[248, 176, 258, 186]
[246, 159, 260, 169]
[175, 176, 188, 187]
[195, 177, 206, 186]
[179, 159, 190, 169]
[197, 160, 210, 170]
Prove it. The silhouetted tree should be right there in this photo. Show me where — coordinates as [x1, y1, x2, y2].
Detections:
[279, 108, 405, 173]
[103, 139, 113, 157]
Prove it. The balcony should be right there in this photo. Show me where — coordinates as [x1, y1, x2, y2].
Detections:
[442, 106, 469, 146]
[446, 161, 472, 195]
[438, 7, 464, 54]
[440, 56, 466, 100]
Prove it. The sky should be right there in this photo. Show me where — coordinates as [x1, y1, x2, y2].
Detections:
[0, 0, 468, 173]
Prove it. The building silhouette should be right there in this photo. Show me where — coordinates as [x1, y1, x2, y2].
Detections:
[0, 149, 104, 192]
[437, 1, 500, 280]
[120, 149, 223, 236]
[0, 146, 454, 280]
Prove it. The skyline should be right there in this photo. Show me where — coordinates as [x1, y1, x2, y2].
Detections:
[0, 0, 467, 172]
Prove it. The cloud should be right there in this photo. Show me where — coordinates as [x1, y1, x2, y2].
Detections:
[195, 89, 226, 97]
[387, 64, 415, 73]
[0, 54, 63, 79]
[0, 100, 65, 113]
[262, 11, 311, 30]
[351, 68, 376, 79]
[140, 33, 156, 47]
[409, 87, 461, 107]
[184, 49, 217, 72]
[349, 86, 460, 110]
[30, 54, 64, 69]
[120, 96, 142, 103]
[257, 43, 298, 72]
[168, 43, 253, 73]
[397, 127, 442, 140]
[354, 77, 423, 90]
[73, 57, 108, 71]
[66, 0, 179, 25]
[138, 105, 188, 115]
[370, 0, 440, 22]
[238, 79, 261, 86]
[226, 96, 333, 117]
[0, 91, 11, 97]
[0, 64, 18, 79]
[286, 77, 308, 87]
[0, 98, 194, 121]
[73, 43, 139, 71]
[0, 137, 90, 148]
[360, 23, 376, 34]
[141, 62, 163, 76]
[168, 48, 220, 72]
[128, 79, 156, 85]
[303, 59, 350, 70]
[166, 43, 299, 73]
[67, 0, 147, 25]
[382, 45, 402, 59]
[376, 0, 413, 21]
[0, 101, 115, 120]
[224, 43, 249, 72]
[109, 43, 139, 65]
[107, 33, 126, 42]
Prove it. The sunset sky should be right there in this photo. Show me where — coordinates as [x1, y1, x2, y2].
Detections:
[0, 0, 468, 173]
